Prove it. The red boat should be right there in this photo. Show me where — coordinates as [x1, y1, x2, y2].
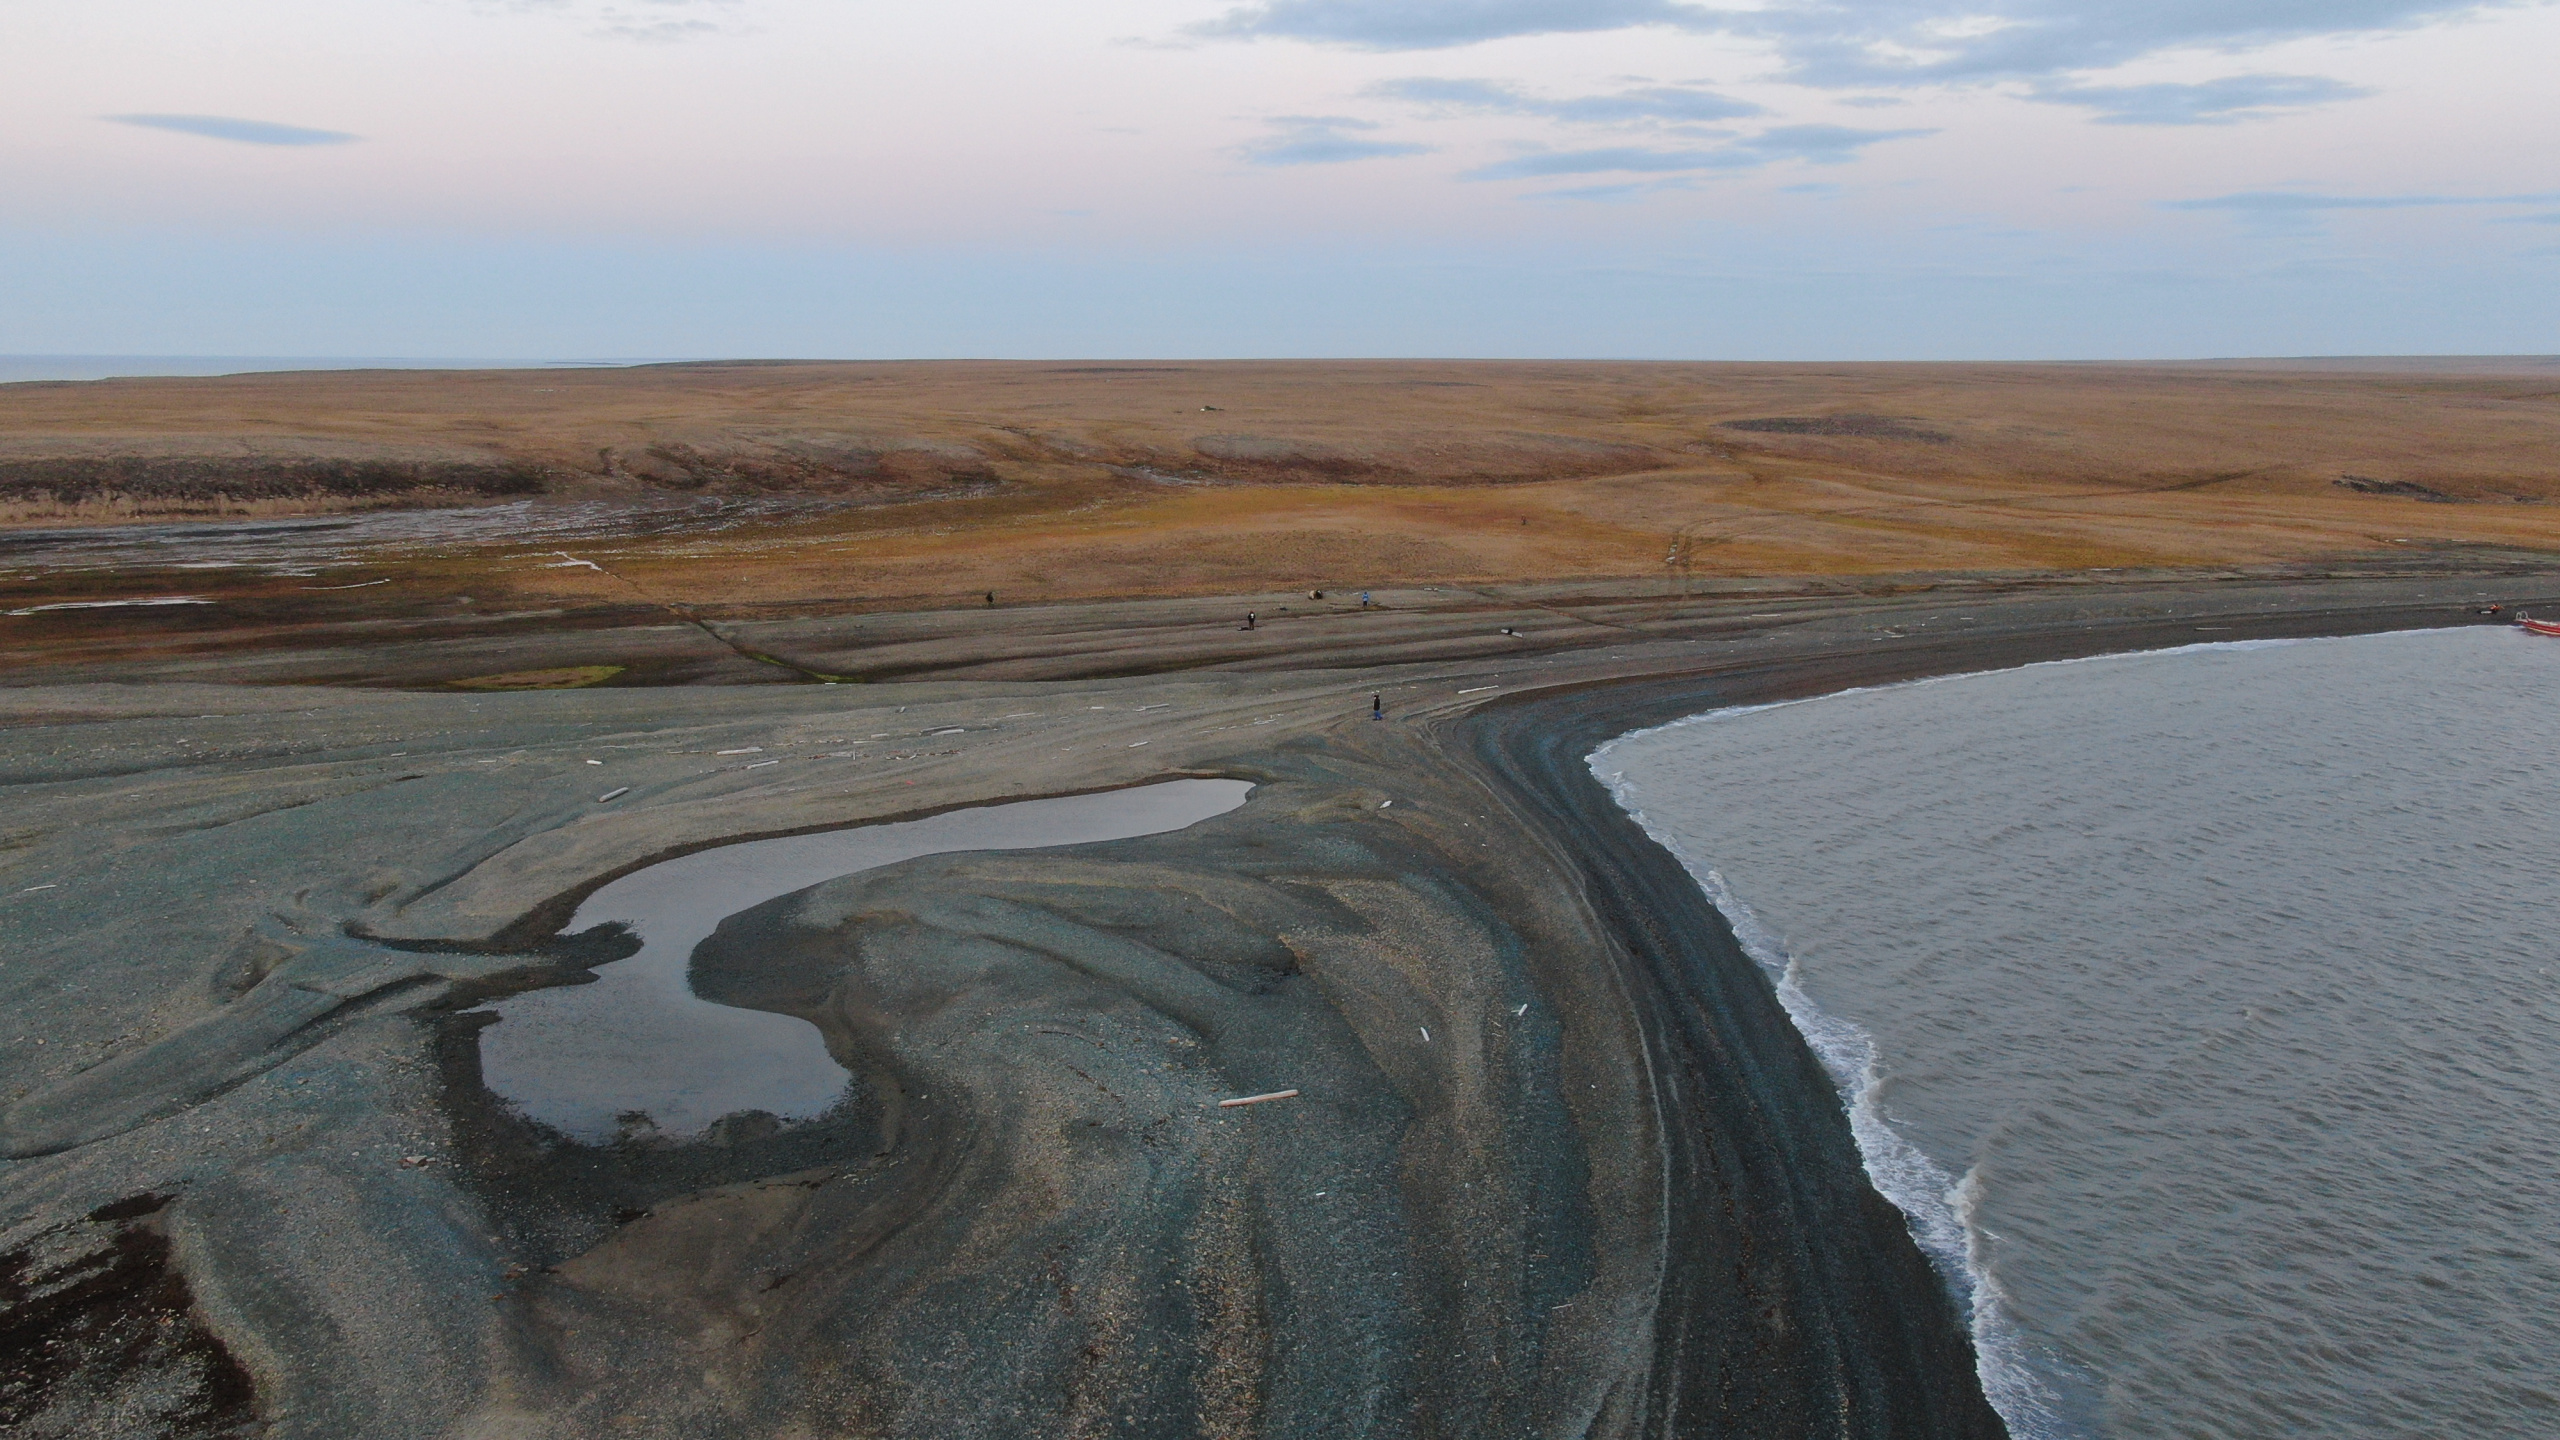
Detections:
[2520, 615, 2560, 637]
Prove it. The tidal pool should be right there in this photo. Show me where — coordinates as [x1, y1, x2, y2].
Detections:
[474, 778, 1254, 1142]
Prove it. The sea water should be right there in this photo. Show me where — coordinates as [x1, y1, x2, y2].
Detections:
[1593, 627, 2560, 1439]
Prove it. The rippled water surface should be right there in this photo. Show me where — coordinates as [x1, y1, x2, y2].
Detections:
[1595, 628, 2560, 1439]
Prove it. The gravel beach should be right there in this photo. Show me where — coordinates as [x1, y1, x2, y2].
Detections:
[3, 564, 2550, 1438]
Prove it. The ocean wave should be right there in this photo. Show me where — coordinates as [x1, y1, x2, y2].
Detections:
[1591, 758, 2072, 1440]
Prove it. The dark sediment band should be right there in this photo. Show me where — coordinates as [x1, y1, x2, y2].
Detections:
[1456, 695, 1998, 1436]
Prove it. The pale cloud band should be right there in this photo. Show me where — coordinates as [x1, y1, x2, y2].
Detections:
[2029, 75, 2376, 126]
[2166, 190, 2560, 212]
[106, 114, 359, 146]
[2160, 188, 2560, 233]
[477, 0, 743, 43]
[1238, 116, 1434, 166]
[1192, 0, 1701, 51]
[1196, 0, 2543, 87]
[1368, 77, 1763, 124]
[1463, 123, 1932, 180]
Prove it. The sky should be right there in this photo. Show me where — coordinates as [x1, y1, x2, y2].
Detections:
[4, 0, 2557, 360]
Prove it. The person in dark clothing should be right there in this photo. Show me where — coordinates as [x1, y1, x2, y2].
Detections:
[1370, 693, 1383, 721]
[1243, 612, 1257, 630]
[984, 591, 996, 606]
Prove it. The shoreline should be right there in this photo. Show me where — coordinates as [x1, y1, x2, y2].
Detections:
[1, 571, 2553, 1436]
[1557, 620, 2560, 1439]
[1435, 600, 2546, 1435]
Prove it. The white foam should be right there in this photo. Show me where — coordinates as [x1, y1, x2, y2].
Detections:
[1589, 625, 2547, 1439]
[1593, 752, 2070, 1439]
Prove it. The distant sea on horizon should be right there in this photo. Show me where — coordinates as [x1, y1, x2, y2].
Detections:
[0, 356, 671, 384]
[1595, 628, 2560, 1439]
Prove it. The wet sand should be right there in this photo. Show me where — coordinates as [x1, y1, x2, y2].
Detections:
[478, 780, 1253, 1142]
[1, 566, 2553, 1438]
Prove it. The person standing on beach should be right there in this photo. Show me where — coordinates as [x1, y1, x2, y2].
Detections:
[1370, 693, 1383, 721]
[1243, 612, 1257, 631]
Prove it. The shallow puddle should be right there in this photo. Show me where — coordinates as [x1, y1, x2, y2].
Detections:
[474, 778, 1253, 1143]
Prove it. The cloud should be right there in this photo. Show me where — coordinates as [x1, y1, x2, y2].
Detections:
[1533, 178, 1701, 202]
[106, 114, 358, 146]
[1193, 0, 1702, 50]
[2162, 190, 2560, 212]
[2031, 73, 2374, 124]
[1744, 1, 2525, 87]
[2160, 188, 2560, 233]
[1369, 76, 1762, 122]
[1748, 123, 1936, 162]
[1198, 0, 2539, 89]
[479, 0, 742, 42]
[1237, 116, 1432, 165]
[1463, 123, 1929, 179]
[1469, 146, 1737, 179]
[593, 17, 725, 41]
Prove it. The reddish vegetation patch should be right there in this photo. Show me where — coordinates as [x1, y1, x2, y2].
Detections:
[0, 455, 551, 507]
[1721, 414, 1954, 442]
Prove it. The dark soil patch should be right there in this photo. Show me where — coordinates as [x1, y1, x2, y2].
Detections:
[1722, 414, 1955, 442]
[2336, 474, 2458, 502]
[0, 457, 550, 505]
[0, 1194, 261, 1439]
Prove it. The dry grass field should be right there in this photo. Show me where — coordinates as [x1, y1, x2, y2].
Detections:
[4, 358, 2556, 622]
